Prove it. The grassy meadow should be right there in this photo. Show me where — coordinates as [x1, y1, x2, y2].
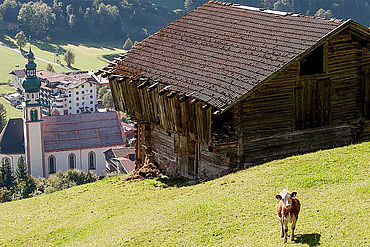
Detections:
[0, 142, 368, 246]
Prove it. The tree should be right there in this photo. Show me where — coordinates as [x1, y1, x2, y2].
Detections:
[0, 0, 19, 23]
[184, 0, 193, 11]
[102, 91, 114, 110]
[0, 103, 7, 132]
[17, 1, 55, 38]
[0, 158, 16, 190]
[63, 49, 75, 67]
[0, 14, 5, 35]
[15, 157, 27, 182]
[123, 37, 133, 50]
[46, 63, 55, 72]
[16, 176, 36, 199]
[315, 8, 326, 18]
[98, 87, 108, 99]
[14, 31, 26, 51]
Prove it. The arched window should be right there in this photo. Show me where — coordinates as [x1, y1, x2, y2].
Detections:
[2, 157, 11, 166]
[48, 155, 56, 174]
[30, 109, 38, 121]
[88, 151, 96, 170]
[68, 153, 76, 169]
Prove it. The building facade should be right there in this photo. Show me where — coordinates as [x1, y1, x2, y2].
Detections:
[1, 49, 125, 177]
[10, 70, 99, 115]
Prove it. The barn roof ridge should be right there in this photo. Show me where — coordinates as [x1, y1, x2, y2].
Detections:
[99, 1, 369, 112]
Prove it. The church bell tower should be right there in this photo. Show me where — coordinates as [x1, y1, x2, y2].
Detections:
[22, 48, 45, 177]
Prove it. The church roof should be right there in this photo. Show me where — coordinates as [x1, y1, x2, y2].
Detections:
[101, 0, 351, 110]
[0, 118, 25, 154]
[42, 111, 124, 152]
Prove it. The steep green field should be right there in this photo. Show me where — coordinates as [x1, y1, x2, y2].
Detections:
[0, 143, 369, 246]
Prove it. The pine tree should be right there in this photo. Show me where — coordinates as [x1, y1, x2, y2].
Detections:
[16, 157, 27, 182]
[123, 37, 133, 50]
[0, 103, 7, 132]
[0, 159, 15, 190]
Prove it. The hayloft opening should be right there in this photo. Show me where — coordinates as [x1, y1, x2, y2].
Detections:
[300, 45, 324, 76]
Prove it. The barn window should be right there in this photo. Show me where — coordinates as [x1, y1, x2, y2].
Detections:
[68, 153, 76, 169]
[88, 151, 96, 170]
[49, 155, 56, 174]
[300, 45, 324, 76]
[294, 79, 331, 130]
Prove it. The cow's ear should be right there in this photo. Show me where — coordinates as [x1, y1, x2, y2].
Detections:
[275, 194, 282, 200]
[291, 192, 297, 197]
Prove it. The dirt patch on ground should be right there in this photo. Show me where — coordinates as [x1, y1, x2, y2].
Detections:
[124, 162, 164, 181]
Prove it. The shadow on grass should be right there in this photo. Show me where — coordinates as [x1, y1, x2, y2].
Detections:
[30, 40, 66, 54]
[294, 233, 321, 247]
[157, 177, 196, 188]
[54, 40, 121, 50]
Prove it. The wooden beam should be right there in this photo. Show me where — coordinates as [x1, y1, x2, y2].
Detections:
[201, 104, 210, 110]
[137, 79, 149, 89]
[189, 98, 197, 104]
[167, 91, 177, 99]
[147, 82, 158, 92]
[178, 95, 189, 102]
[159, 86, 171, 96]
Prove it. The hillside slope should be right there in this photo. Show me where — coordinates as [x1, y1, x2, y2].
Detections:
[0, 142, 369, 246]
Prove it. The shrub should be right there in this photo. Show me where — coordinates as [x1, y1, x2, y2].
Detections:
[45, 171, 76, 193]
[65, 169, 98, 186]
[0, 188, 12, 203]
[15, 176, 37, 199]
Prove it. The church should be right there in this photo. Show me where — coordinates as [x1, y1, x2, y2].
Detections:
[0, 49, 125, 177]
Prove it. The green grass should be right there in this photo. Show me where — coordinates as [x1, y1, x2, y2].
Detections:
[0, 97, 22, 119]
[0, 142, 369, 246]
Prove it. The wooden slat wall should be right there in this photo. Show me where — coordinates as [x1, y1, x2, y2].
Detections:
[227, 29, 370, 165]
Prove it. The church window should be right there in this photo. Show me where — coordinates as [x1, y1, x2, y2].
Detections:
[68, 153, 76, 169]
[48, 155, 56, 174]
[88, 152, 96, 170]
[2, 157, 11, 166]
[30, 109, 38, 121]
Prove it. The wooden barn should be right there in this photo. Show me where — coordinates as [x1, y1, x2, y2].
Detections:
[97, 1, 370, 180]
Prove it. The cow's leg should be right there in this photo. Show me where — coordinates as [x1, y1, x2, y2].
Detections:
[283, 219, 288, 243]
[291, 217, 297, 241]
[280, 219, 284, 238]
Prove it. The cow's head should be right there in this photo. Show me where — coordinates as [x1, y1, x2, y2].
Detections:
[275, 189, 297, 210]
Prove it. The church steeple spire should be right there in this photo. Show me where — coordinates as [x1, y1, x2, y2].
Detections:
[22, 47, 45, 177]
[22, 47, 41, 94]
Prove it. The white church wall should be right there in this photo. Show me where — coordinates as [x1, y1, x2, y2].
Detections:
[25, 121, 44, 178]
[44, 146, 112, 177]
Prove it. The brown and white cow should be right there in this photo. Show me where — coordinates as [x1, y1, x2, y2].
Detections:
[275, 189, 301, 243]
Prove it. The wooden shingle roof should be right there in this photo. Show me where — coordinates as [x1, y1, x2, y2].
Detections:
[104, 1, 347, 110]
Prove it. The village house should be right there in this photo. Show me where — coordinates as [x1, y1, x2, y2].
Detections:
[98, 1, 370, 180]
[0, 49, 126, 177]
[10, 69, 99, 115]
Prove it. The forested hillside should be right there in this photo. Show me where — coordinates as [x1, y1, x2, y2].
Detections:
[0, 0, 369, 43]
